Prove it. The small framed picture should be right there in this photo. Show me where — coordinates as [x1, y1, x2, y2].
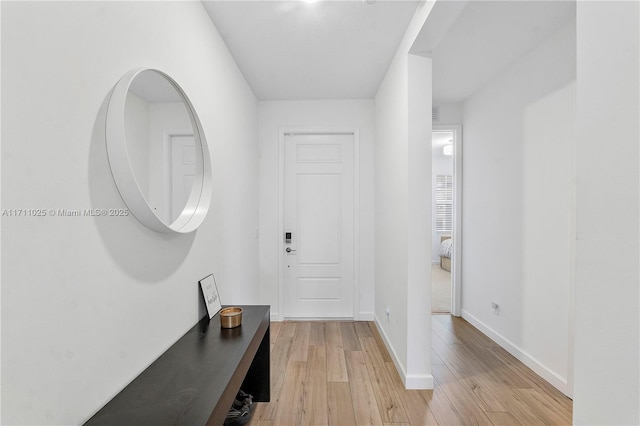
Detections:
[199, 274, 222, 319]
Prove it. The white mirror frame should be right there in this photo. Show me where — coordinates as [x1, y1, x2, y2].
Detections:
[106, 68, 212, 233]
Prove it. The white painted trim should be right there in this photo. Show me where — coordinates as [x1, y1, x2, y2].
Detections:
[0, 3, 3, 419]
[373, 315, 407, 384]
[405, 374, 435, 390]
[358, 311, 374, 321]
[566, 109, 577, 399]
[270, 312, 281, 322]
[353, 130, 361, 320]
[277, 131, 285, 322]
[373, 315, 434, 390]
[433, 124, 462, 317]
[284, 316, 354, 321]
[277, 128, 361, 320]
[461, 309, 570, 396]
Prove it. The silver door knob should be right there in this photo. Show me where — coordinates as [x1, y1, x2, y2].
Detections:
[286, 247, 296, 253]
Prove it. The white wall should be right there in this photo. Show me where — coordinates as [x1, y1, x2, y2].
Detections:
[460, 18, 576, 394]
[573, 1, 639, 423]
[123, 95, 194, 220]
[406, 53, 433, 387]
[258, 100, 375, 320]
[147, 101, 192, 223]
[374, 1, 435, 388]
[432, 102, 462, 125]
[1, 2, 259, 424]
[124, 92, 151, 197]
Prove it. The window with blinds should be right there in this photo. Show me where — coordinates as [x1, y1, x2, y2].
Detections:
[436, 175, 453, 233]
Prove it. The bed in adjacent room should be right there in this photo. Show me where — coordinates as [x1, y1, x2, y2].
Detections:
[439, 236, 452, 272]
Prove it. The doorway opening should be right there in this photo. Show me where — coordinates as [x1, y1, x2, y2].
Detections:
[431, 125, 462, 315]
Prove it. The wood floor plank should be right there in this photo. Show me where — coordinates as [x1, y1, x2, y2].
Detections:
[431, 364, 496, 425]
[486, 411, 522, 426]
[328, 382, 357, 426]
[430, 343, 508, 412]
[326, 345, 349, 383]
[432, 364, 506, 411]
[435, 331, 533, 391]
[360, 337, 409, 423]
[487, 347, 572, 412]
[301, 345, 328, 426]
[431, 316, 459, 345]
[345, 351, 384, 425]
[290, 322, 311, 361]
[251, 336, 293, 422]
[431, 348, 445, 365]
[309, 322, 326, 346]
[431, 329, 478, 378]
[369, 322, 392, 362]
[383, 362, 406, 391]
[437, 315, 499, 349]
[419, 387, 466, 426]
[270, 321, 282, 344]
[431, 323, 558, 425]
[280, 321, 297, 338]
[340, 322, 362, 351]
[325, 322, 343, 349]
[355, 321, 373, 338]
[273, 361, 307, 426]
[513, 388, 572, 425]
[499, 389, 551, 425]
[399, 390, 439, 426]
[251, 318, 572, 426]
[472, 346, 536, 390]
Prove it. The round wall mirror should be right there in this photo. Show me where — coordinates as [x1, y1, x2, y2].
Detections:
[106, 69, 212, 233]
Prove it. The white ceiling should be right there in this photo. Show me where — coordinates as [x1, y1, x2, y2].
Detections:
[202, 0, 420, 100]
[416, 0, 576, 104]
[202, 0, 575, 103]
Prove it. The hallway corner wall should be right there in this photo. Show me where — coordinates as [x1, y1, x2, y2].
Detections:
[460, 17, 576, 394]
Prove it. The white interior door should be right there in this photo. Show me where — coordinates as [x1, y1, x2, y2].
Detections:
[284, 133, 354, 318]
[170, 134, 195, 223]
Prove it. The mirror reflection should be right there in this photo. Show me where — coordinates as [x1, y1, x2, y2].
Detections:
[123, 70, 200, 225]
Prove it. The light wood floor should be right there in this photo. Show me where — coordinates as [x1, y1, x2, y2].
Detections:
[250, 315, 572, 425]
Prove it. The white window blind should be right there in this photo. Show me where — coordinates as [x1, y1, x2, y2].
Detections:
[436, 175, 453, 234]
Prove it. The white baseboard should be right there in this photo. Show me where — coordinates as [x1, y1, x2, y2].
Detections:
[373, 315, 434, 390]
[405, 373, 435, 389]
[358, 311, 374, 321]
[271, 312, 374, 322]
[461, 309, 569, 396]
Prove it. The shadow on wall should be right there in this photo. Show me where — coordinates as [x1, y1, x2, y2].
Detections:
[87, 91, 196, 282]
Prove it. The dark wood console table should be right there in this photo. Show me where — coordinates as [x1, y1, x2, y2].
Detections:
[85, 305, 270, 426]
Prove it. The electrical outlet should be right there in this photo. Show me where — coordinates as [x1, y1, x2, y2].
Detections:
[491, 302, 500, 316]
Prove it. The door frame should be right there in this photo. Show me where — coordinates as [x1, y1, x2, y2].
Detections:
[277, 128, 360, 321]
[433, 124, 462, 316]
